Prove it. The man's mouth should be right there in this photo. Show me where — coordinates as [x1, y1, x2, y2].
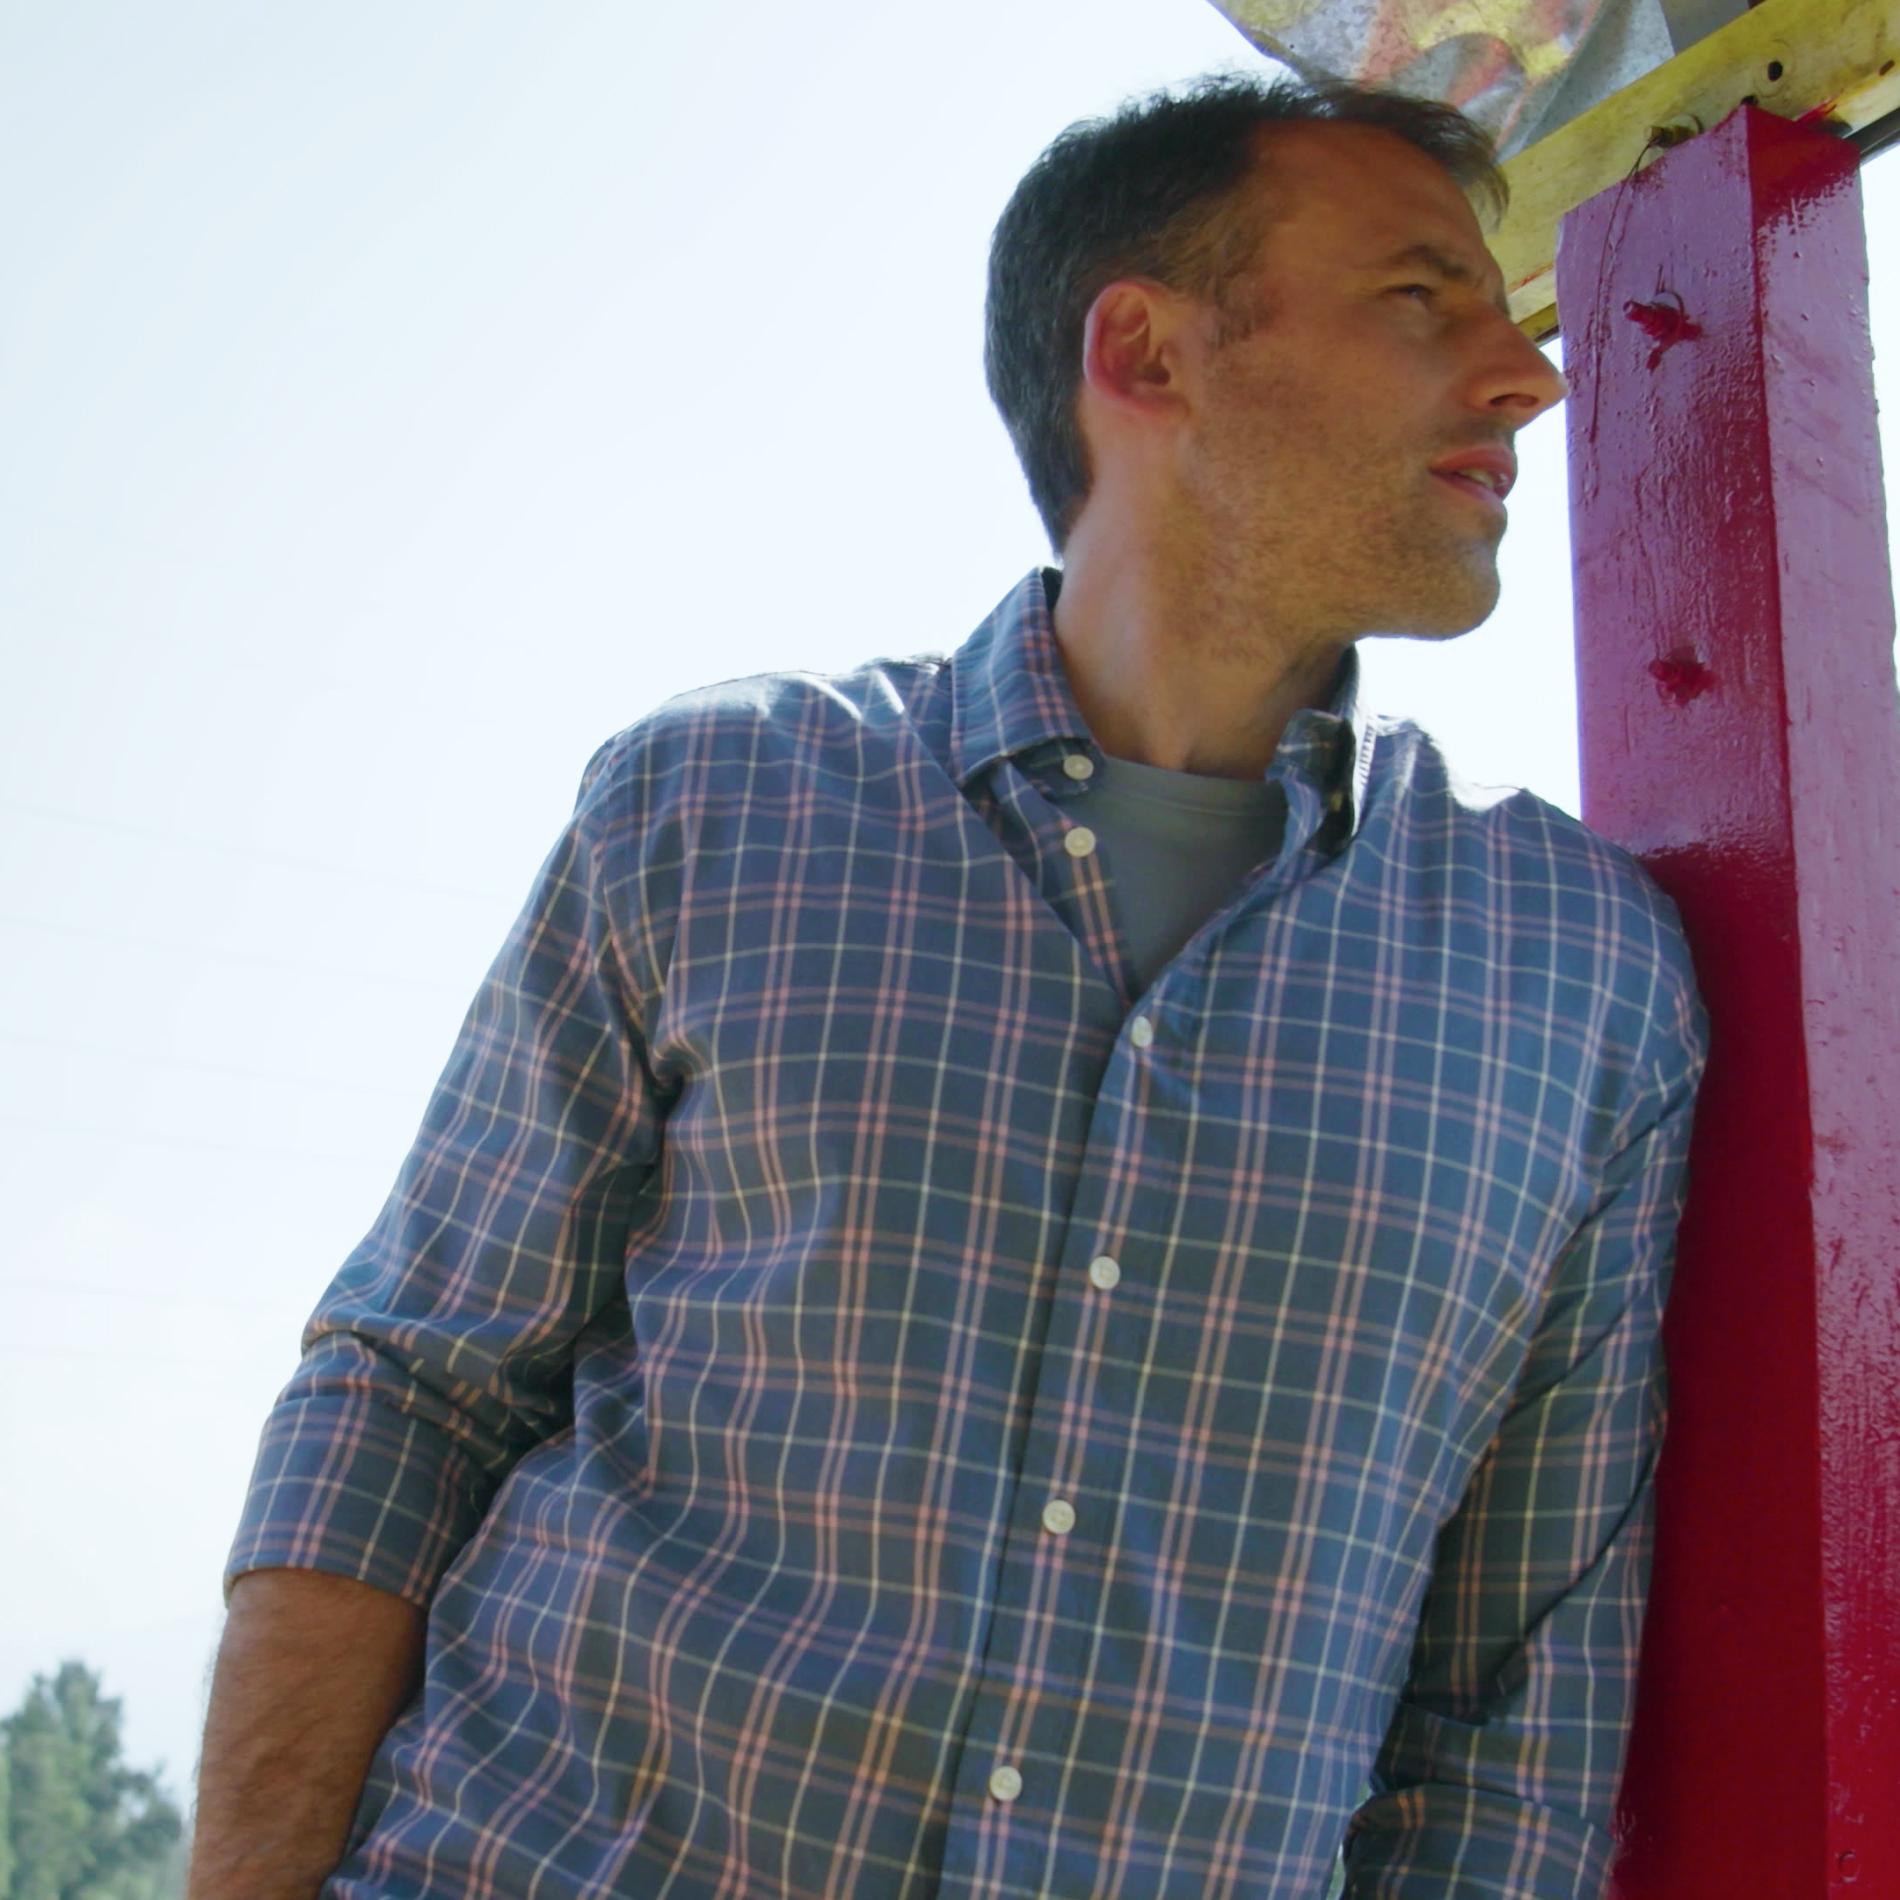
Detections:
[1431, 469, 1507, 517]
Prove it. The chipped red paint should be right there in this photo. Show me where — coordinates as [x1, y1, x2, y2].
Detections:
[1557, 104, 1900, 1898]
[1646, 653, 1715, 705]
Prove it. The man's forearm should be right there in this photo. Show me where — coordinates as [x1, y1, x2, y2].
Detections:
[188, 1568, 426, 1900]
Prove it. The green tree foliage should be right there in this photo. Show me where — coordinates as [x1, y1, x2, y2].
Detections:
[0, 1663, 183, 1900]
[0, 1728, 14, 1898]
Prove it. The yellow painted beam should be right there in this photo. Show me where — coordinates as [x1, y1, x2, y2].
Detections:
[1495, 0, 1900, 338]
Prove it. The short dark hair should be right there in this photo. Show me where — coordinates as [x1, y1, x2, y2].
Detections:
[984, 73, 1510, 550]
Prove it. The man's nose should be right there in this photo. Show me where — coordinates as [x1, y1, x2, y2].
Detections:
[1477, 317, 1568, 423]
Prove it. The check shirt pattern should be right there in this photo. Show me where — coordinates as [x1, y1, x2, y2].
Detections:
[232, 570, 1705, 1899]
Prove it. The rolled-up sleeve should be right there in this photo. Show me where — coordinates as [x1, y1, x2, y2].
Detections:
[1342, 1004, 1705, 1899]
[226, 734, 665, 1606]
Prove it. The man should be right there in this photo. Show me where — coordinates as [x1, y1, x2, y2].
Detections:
[192, 74, 1704, 1899]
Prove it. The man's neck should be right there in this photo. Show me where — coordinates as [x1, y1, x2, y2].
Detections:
[1050, 522, 1351, 782]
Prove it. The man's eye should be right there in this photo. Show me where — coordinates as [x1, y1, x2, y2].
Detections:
[1391, 284, 1435, 300]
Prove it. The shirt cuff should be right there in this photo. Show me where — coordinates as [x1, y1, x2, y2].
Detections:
[224, 1380, 494, 1607]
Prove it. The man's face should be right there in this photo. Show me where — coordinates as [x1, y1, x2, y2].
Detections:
[1176, 122, 1567, 642]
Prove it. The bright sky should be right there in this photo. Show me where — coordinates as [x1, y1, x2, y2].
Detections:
[4, 2, 1896, 1807]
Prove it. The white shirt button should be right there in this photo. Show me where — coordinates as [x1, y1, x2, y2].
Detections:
[1063, 825, 1097, 859]
[988, 1764, 1024, 1803]
[1041, 1499, 1076, 1536]
[1088, 1254, 1121, 1290]
[1129, 1015, 1155, 1048]
[1062, 752, 1095, 781]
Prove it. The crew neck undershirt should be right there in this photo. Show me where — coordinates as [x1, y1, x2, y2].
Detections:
[1084, 753, 1288, 994]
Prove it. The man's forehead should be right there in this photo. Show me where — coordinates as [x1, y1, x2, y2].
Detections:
[1245, 125, 1507, 309]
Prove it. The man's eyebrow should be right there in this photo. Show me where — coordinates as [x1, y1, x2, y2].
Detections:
[1373, 243, 1512, 319]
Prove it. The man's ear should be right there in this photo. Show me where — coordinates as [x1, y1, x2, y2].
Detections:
[1080, 279, 1193, 423]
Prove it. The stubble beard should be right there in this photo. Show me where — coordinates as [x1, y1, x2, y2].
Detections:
[1193, 479, 1504, 652]
[1189, 390, 1505, 648]
[1368, 501, 1504, 639]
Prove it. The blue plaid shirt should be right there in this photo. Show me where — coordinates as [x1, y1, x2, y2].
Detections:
[232, 570, 1705, 1898]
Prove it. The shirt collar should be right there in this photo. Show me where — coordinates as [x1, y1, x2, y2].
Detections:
[947, 570, 1095, 788]
[948, 568, 1376, 838]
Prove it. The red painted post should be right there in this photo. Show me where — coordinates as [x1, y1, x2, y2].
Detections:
[1555, 105, 1900, 1898]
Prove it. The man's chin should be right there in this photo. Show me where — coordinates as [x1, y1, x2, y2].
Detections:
[1350, 547, 1502, 640]
[1364, 587, 1500, 643]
